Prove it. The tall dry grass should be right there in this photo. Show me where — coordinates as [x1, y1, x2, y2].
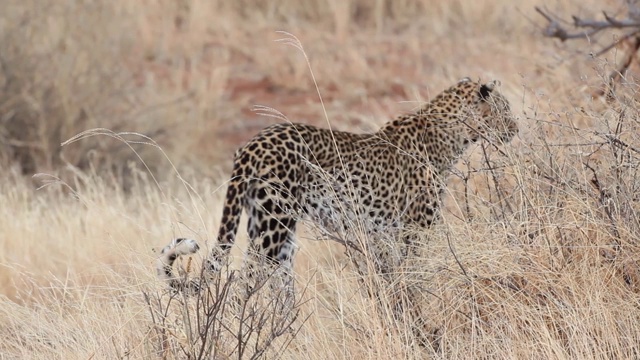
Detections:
[2, 0, 640, 358]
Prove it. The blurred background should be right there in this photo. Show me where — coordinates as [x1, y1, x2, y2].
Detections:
[0, 0, 622, 185]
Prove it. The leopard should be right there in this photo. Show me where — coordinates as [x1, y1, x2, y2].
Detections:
[157, 77, 518, 292]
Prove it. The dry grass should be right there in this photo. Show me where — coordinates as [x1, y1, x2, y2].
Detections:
[2, 0, 640, 358]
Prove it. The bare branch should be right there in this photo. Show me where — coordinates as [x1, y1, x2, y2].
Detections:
[594, 29, 640, 56]
[536, 7, 604, 41]
[537, 4, 640, 99]
[536, 6, 640, 42]
[571, 12, 640, 29]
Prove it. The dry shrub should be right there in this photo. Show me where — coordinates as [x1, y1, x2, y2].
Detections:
[145, 265, 306, 359]
[403, 78, 640, 358]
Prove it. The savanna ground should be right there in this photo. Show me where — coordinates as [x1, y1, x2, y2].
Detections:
[2, 0, 640, 358]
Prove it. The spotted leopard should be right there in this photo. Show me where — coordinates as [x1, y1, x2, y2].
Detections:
[158, 77, 518, 290]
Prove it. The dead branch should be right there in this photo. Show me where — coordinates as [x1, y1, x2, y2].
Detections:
[536, 4, 640, 99]
[536, 6, 640, 43]
[535, 7, 604, 41]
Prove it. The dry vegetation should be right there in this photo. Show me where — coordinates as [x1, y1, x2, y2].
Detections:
[2, 0, 640, 358]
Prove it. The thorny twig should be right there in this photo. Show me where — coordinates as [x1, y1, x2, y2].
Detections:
[583, 162, 622, 245]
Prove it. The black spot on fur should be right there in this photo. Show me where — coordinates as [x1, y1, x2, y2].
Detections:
[271, 231, 282, 244]
[256, 187, 267, 200]
[262, 199, 274, 213]
[269, 218, 279, 231]
[260, 220, 269, 234]
[262, 235, 271, 249]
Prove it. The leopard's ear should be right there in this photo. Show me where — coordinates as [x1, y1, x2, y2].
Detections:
[458, 77, 472, 84]
[479, 80, 499, 100]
